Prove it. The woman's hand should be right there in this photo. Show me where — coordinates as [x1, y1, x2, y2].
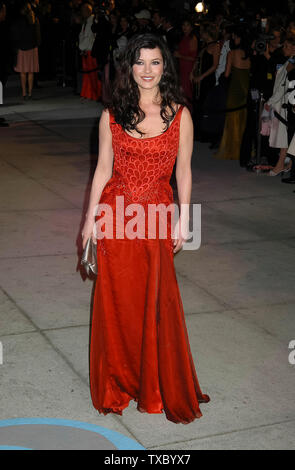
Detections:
[173, 216, 189, 254]
[264, 103, 271, 112]
[82, 216, 97, 250]
[263, 43, 271, 60]
[193, 75, 202, 84]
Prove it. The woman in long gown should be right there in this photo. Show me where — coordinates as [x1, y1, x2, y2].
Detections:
[82, 33, 210, 425]
[215, 27, 251, 161]
[174, 18, 198, 112]
[191, 22, 220, 142]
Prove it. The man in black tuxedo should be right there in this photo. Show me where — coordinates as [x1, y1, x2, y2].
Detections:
[162, 14, 181, 54]
[152, 10, 165, 37]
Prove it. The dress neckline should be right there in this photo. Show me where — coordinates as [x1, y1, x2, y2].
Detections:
[121, 106, 184, 141]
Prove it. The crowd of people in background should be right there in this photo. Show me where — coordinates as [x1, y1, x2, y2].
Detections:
[2, 0, 295, 185]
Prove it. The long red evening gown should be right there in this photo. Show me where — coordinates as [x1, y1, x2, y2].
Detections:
[178, 35, 198, 111]
[89, 106, 210, 424]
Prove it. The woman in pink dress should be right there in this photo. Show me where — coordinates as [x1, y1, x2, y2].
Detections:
[11, 1, 40, 100]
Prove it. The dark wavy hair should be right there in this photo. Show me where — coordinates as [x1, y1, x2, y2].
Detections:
[231, 24, 252, 60]
[109, 33, 186, 136]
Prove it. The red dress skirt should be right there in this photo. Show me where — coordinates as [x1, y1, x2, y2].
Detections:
[81, 51, 101, 101]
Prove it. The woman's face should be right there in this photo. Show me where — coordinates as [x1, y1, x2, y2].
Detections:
[270, 30, 281, 48]
[120, 17, 128, 30]
[283, 40, 295, 57]
[21, 2, 31, 15]
[200, 29, 207, 41]
[110, 14, 117, 25]
[182, 21, 192, 35]
[232, 33, 241, 46]
[201, 29, 213, 42]
[132, 47, 164, 91]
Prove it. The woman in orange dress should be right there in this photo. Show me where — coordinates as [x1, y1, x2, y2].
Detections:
[82, 33, 210, 424]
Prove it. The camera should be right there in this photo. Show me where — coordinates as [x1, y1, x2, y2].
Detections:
[254, 34, 275, 54]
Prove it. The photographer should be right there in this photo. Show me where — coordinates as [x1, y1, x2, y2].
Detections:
[251, 26, 285, 102]
[264, 36, 295, 175]
[281, 68, 295, 184]
[243, 25, 286, 169]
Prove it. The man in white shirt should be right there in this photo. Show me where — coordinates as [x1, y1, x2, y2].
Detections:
[78, 2, 101, 101]
[79, 3, 95, 53]
[215, 24, 231, 85]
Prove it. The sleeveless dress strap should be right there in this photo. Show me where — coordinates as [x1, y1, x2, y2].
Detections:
[108, 105, 185, 134]
[108, 108, 116, 125]
[175, 105, 185, 124]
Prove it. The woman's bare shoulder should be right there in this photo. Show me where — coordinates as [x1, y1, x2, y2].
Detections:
[191, 34, 198, 45]
[208, 41, 220, 53]
[100, 107, 110, 119]
[99, 108, 113, 134]
[182, 106, 192, 120]
[170, 104, 191, 119]
[179, 106, 193, 132]
[232, 49, 251, 67]
[171, 103, 189, 113]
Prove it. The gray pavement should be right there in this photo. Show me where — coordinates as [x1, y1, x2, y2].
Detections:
[0, 77, 295, 450]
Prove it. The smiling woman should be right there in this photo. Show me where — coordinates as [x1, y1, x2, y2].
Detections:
[110, 33, 186, 137]
[132, 49, 163, 87]
[82, 33, 210, 425]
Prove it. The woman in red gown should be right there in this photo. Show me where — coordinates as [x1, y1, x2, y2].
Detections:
[82, 33, 210, 424]
[174, 19, 198, 112]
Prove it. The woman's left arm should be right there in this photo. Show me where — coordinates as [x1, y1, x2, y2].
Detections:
[174, 107, 194, 254]
[224, 49, 233, 78]
[196, 43, 220, 82]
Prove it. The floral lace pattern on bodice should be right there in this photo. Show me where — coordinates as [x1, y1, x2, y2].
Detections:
[105, 106, 184, 205]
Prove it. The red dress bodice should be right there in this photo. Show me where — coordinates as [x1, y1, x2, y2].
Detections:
[100, 106, 184, 206]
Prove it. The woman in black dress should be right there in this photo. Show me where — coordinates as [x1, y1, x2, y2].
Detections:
[191, 22, 220, 141]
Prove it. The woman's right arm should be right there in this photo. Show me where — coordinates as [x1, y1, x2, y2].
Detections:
[224, 49, 233, 78]
[82, 109, 114, 249]
[266, 64, 287, 109]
